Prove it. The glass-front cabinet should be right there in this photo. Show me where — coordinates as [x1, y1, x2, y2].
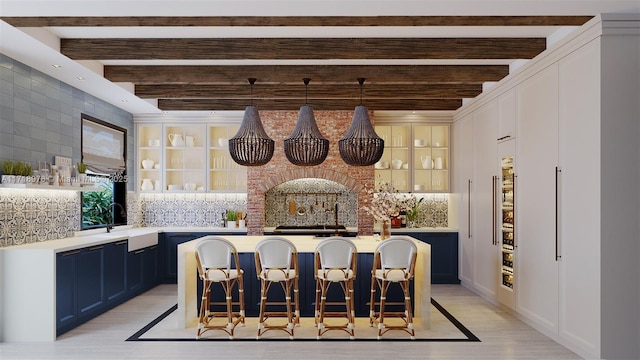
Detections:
[137, 124, 163, 192]
[165, 124, 207, 192]
[497, 139, 516, 309]
[375, 123, 450, 192]
[208, 125, 247, 192]
[136, 121, 247, 193]
[374, 125, 409, 191]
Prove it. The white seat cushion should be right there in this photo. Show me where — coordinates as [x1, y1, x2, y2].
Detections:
[259, 269, 297, 281]
[316, 269, 355, 281]
[205, 268, 242, 282]
[373, 269, 409, 282]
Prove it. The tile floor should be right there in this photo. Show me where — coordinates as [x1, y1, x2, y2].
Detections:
[0, 284, 582, 360]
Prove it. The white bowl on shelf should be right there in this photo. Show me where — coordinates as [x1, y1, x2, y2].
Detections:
[167, 184, 181, 191]
[374, 161, 389, 169]
[141, 159, 154, 170]
[414, 139, 426, 147]
[391, 159, 403, 169]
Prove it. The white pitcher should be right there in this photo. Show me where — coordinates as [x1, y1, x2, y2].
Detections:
[168, 133, 184, 147]
[421, 155, 433, 169]
[434, 157, 444, 169]
[185, 135, 195, 147]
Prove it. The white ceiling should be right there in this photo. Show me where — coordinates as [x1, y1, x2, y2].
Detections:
[1, 0, 639, 115]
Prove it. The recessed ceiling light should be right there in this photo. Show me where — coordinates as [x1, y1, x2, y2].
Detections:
[121, 99, 129, 103]
[76, 76, 85, 81]
[51, 64, 62, 69]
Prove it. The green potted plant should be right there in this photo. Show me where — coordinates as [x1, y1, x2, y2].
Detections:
[1, 160, 15, 184]
[226, 210, 237, 228]
[77, 162, 88, 183]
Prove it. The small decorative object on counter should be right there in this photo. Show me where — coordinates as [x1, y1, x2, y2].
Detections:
[226, 210, 237, 228]
[404, 195, 424, 228]
[391, 216, 402, 228]
[380, 219, 391, 240]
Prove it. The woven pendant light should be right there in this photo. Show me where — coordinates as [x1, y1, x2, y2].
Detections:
[283, 78, 329, 166]
[339, 78, 384, 166]
[228, 78, 274, 166]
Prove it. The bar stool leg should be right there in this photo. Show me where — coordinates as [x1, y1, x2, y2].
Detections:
[293, 276, 301, 326]
[238, 275, 246, 325]
[401, 280, 415, 339]
[377, 280, 389, 340]
[257, 279, 269, 339]
[369, 274, 377, 327]
[196, 280, 211, 340]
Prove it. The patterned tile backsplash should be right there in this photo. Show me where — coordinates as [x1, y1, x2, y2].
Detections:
[0, 187, 447, 248]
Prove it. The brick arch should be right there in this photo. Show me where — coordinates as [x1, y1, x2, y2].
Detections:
[255, 168, 362, 193]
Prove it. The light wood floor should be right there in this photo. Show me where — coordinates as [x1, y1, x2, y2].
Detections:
[0, 284, 582, 359]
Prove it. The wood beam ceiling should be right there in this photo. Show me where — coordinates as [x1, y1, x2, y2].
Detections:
[1, 15, 593, 111]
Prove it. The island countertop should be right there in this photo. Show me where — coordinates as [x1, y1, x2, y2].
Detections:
[177, 234, 431, 329]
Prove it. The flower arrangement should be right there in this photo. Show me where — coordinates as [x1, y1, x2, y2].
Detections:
[404, 195, 424, 222]
[362, 181, 403, 222]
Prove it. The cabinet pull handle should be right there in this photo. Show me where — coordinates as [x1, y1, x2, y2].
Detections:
[468, 179, 472, 239]
[150, 246, 158, 250]
[492, 175, 497, 245]
[115, 240, 127, 246]
[88, 245, 104, 251]
[555, 167, 561, 261]
[134, 250, 145, 254]
[512, 174, 517, 248]
[497, 135, 511, 141]
[61, 250, 81, 257]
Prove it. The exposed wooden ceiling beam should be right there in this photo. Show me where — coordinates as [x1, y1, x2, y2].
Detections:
[1, 16, 593, 27]
[105, 65, 509, 84]
[61, 38, 546, 60]
[135, 83, 483, 99]
[157, 98, 462, 111]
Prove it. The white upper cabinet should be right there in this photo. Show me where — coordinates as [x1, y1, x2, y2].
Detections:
[497, 88, 517, 141]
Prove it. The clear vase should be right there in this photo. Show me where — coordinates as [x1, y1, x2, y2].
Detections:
[380, 219, 391, 240]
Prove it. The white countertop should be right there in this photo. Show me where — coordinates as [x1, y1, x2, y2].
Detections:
[2, 225, 456, 253]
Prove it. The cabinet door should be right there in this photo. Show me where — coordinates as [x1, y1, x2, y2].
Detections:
[558, 39, 600, 350]
[56, 250, 79, 334]
[498, 88, 517, 140]
[164, 233, 207, 283]
[127, 249, 145, 295]
[453, 114, 474, 284]
[104, 240, 128, 307]
[142, 245, 159, 290]
[137, 124, 163, 192]
[516, 64, 560, 332]
[76, 245, 106, 321]
[472, 101, 499, 298]
[409, 232, 460, 284]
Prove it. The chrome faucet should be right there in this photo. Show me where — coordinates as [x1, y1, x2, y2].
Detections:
[106, 202, 126, 233]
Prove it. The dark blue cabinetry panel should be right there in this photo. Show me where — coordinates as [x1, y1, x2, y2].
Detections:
[104, 240, 128, 307]
[56, 240, 160, 336]
[399, 232, 459, 284]
[76, 245, 106, 321]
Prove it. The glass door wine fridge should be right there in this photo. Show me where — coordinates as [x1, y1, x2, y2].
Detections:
[497, 139, 516, 309]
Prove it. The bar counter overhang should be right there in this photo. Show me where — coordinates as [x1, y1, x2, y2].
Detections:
[177, 235, 431, 329]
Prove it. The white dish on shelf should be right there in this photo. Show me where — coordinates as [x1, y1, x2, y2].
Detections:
[374, 161, 389, 169]
[414, 139, 427, 147]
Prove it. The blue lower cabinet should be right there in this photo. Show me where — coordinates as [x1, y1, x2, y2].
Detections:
[127, 248, 145, 295]
[142, 245, 160, 290]
[104, 240, 128, 307]
[161, 232, 210, 283]
[76, 245, 106, 321]
[56, 240, 160, 336]
[56, 249, 80, 335]
[402, 232, 460, 284]
[128, 245, 160, 296]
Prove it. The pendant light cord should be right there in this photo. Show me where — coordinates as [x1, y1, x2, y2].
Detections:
[358, 78, 365, 105]
[248, 78, 257, 106]
[303, 78, 311, 105]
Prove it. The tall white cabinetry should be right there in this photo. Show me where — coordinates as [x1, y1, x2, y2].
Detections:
[454, 15, 640, 359]
[515, 63, 560, 334]
[453, 114, 473, 285]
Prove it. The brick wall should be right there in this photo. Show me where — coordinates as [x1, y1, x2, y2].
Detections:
[246, 110, 375, 235]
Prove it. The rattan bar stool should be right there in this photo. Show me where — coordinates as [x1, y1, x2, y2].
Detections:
[314, 236, 358, 340]
[194, 236, 245, 339]
[369, 236, 417, 340]
[254, 236, 300, 339]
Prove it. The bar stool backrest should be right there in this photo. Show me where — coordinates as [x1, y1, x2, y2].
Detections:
[316, 237, 357, 271]
[376, 236, 417, 273]
[195, 236, 237, 271]
[256, 236, 297, 270]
